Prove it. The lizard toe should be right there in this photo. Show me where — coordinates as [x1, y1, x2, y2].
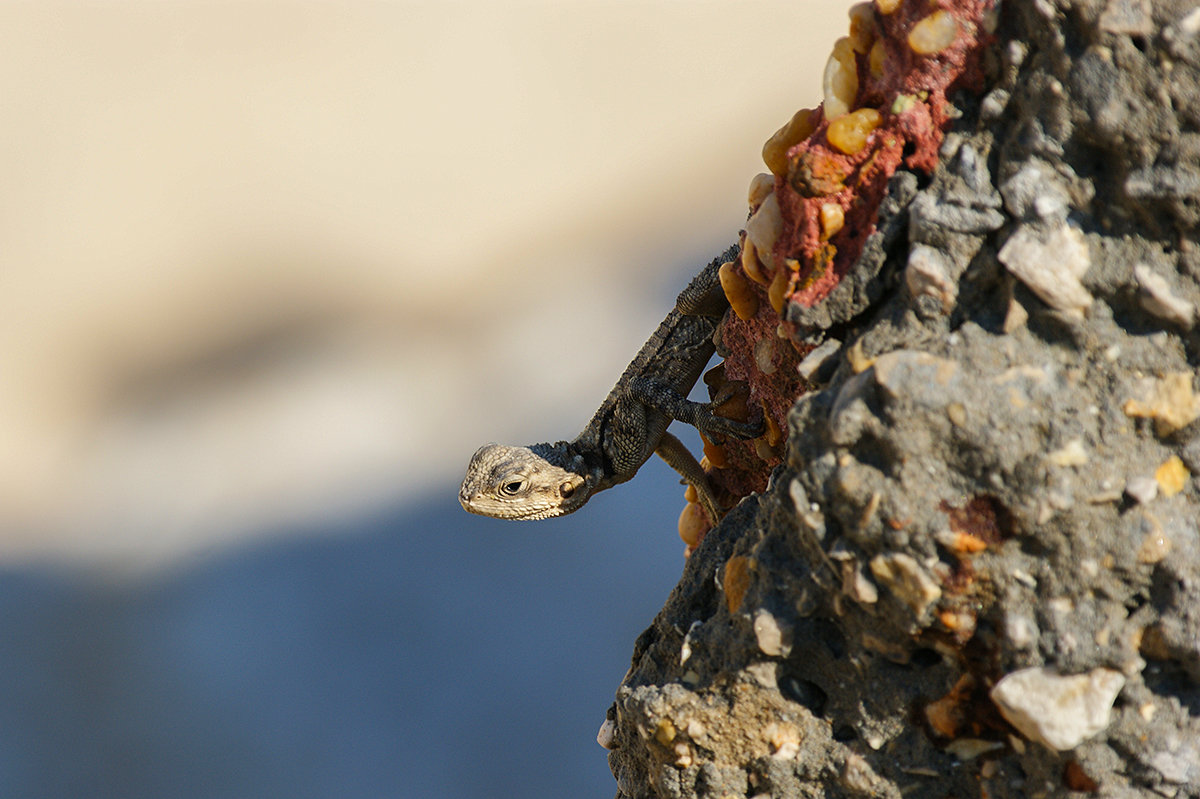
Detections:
[701, 411, 765, 442]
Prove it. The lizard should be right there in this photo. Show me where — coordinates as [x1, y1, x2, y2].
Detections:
[459, 245, 763, 524]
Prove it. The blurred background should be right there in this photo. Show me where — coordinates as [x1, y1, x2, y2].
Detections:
[1, 1, 849, 796]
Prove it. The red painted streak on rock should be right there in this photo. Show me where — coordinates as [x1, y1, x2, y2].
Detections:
[697, 0, 995, 532]
[776, 0, 994, 310]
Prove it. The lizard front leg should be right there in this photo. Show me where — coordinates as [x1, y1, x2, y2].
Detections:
[629, 376, 764, 441]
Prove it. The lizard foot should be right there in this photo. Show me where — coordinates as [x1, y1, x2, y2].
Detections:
[697, 407, 765, 442]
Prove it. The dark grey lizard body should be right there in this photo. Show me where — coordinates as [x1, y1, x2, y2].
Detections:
[459, 246, 762, 523]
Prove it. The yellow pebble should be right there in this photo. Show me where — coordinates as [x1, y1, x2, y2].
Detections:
[848, 2, 876, 53]
[868, 39, 887, 78]
[723, 556, 754, 613]
[678, 501, 708, 547]
[908, 10, 959, 55]
[847, 338, 875, 373]
[875, 0, 902, 14]
[820, 203, 845, 240]
[762, 409, 784, 448]
[702, 434, 729, 468]
[654, 719, 676, 746]
[719, 260, 760, 321]
[1155, 456, 1189, 496]
[741, 239, 770, 286]
[822, 37, 859, 120]
[762, 108, 818, 177]
[747, 173, 775, 212]
[827, 108, 882, 155]
[891, 93, 918, 115]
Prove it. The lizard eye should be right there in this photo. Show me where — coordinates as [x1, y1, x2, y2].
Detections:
[499, 479, 526, 497]
[559, 481, 575, 499]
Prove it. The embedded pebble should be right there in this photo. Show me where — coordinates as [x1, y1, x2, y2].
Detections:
[980, 88, 1010, 121]
[842, 752, 884, 793]
[924, 675, 970, 737]
[871, 350, 961, 408]
[874, 0, 901, 14]
[745, 193, 783, 272]
[654, 718, 675, 746]
[1005, 613, 1038, 649]
[935, 528, 985, 554]
[989, 666, 1125, 751]
[848, 3, 875, 53]
[702, 436, 729, 469]
[680, 620, 701, 664]
[723, 556, 753, 613]
[844, 561, 879, 604]
[753, 609, 792, 657]
[1047, 438, 1088, 466]
[719, 260, 759, 321]
[822, 37, 859, 120]
[946, 402, 967, 427]
[819, 203, 845, 240]
[905, 244, 957, 312]
[949, 141, 996, 198]
[1155, 455, 1189, 496]
[797, 338, 842, 382]
[1134, 263, 1195, 329]
[741, 239, 769, 285]
[1182, 6, 1200, 35]
[678, 500, 709, 547]
[1122, 372, 1200, 436]
[908, 10, 959, 55]
[762, 108, 817, 177]
[1150, 740, 1200, 785]
[1136, 520, 1171, 564]
[765, 722, 801, 759]
[998, 224, 1093, 313]
[1124, 475, 1158, 505]
[909, 192, 1005, 240]
[869, 552, 941, 617]
[1000, 161, 1072, 222]
[1099, 0, 1153, 35]
[827, 108, 881, 155]
[597, 718, 618, 750]
[754, 337, 778, 375]
[868, 39, 886, 77]
[1003, 292, 1029, 333]
[747, 173, 775, 212]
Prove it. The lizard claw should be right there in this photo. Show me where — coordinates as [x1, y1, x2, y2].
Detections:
[699, 409, 765, 442]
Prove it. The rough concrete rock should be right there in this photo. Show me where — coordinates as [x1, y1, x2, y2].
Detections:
[607, 1, 1200, 796]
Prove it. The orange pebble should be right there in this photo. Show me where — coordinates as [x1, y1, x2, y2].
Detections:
[827, 108, 882, 155]
[678, 501, 709, 548]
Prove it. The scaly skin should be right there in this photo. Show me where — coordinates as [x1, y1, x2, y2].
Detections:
[460, 247, 763, 524]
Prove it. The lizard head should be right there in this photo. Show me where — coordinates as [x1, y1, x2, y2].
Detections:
[459, 443, 592, 520]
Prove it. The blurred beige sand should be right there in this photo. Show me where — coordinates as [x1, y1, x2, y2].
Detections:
[1, 1, 851, 561]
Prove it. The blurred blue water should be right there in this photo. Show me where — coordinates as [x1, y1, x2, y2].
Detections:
[0, 458, 691, 799]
